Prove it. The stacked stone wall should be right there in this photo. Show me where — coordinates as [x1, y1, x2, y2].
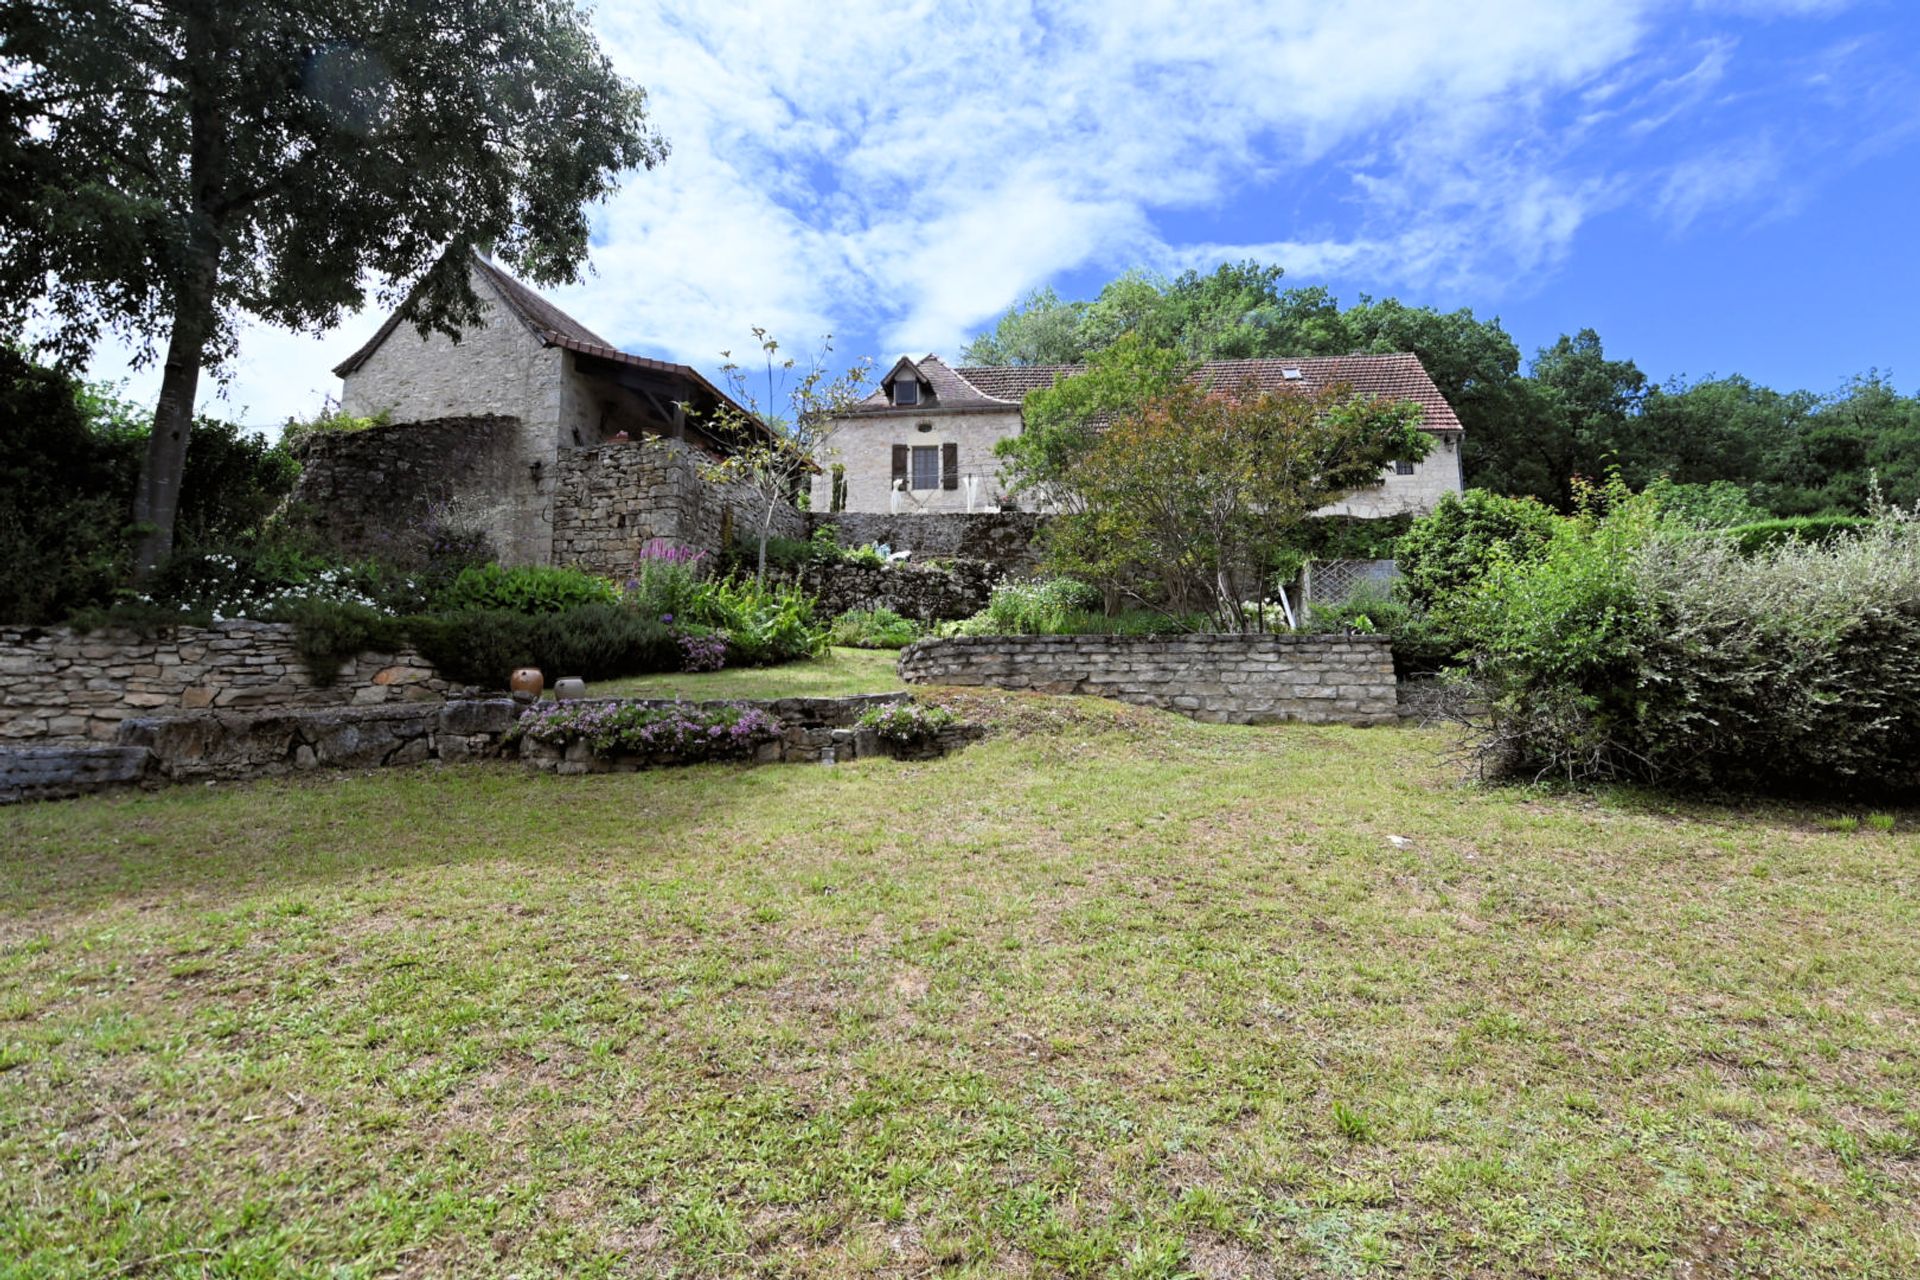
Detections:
[550, 437, 806, 577]
[287, 414, 548, 564]
[809, 511, 1046, 575]
[898, 633, 1398, 726]
[0, 621, 452, 742]
[799, 560, 995, 623]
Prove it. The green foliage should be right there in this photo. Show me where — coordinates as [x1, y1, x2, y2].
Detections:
[965, 263, 1920, 518]
[856, 701, 956, 746]
[1713, 515, 1874, 556]
[997, 335, 1190, 511]
[0, 351, 298, 622]
[280, 404, 390, 453]
[3, 0, 666, 568]
[0, 349, 135, 622]
[1047, 380, 1428, 627]
[624, 558, 707, 624]
[1463, 487, 1920, 794]
[829, 607, 921, 649]
[435, 563, 619, 614]
[841, 543, 886, 567]
[271, 598, 406, 686]
[1395, 490, 1557, 613]
[1642, 478, 1769, 528]
[685, 576, 828, 667]
[408, 606, 677, 687]
[964, 578, 1100, 635]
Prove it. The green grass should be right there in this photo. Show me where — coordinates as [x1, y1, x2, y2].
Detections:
[583, 646, 904, 701]
[2, 694, 1918, 1277]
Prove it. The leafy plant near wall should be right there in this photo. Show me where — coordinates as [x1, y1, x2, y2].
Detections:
[857, 702, 955, 746]
[272, 598, 407, 686]
[829, 607, 921, 649]
[435, 563, 620, 613]
[510, 698, 782, 762]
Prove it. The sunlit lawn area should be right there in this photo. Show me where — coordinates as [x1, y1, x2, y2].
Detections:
[2, 693, 1917, 1277]
[586, 645, 904, 701]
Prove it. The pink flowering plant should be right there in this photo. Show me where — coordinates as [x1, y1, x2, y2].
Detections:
[677, 629, 729, 672]
[856, 701, 956, 746]
[510, 698, 782, 761]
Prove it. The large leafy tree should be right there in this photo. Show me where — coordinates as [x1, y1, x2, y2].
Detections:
[1048, 379, 1428, 628]
[1, 0, 666, 573]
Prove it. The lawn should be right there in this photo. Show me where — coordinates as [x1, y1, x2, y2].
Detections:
[2, 694, 1917, 1277]
[586, 645, 904, 701]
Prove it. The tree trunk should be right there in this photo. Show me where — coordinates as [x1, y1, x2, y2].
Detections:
[131, 0, 225, 580]
[132, 266, 217, 576]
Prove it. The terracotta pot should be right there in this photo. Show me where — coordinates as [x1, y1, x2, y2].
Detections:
[554, 677, 587, 701]
[509, 667, 544, 702]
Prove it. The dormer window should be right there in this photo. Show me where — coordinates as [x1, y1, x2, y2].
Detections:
[892, 380, 920, 406]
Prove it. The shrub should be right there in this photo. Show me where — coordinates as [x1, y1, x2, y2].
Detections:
[409, 605, 679, 686]
[1395, 489, 1557, 613]
[829, 607, 921, 649]
[435, 563, 618, 614]
[841, 542, 886, 567]
[511, 698, 781, 761]
[686, 576, 827, 666]
[1463, 489, 1920, 795]
[1713, 515, 1873, 557]
[271, 597, 407, 685]
[532, 605, 678, 681]
[857, 701, 955, 746]
[677, 629, 729, 672]
[407, 610, 542, 687]
[624, 555, 706, 625]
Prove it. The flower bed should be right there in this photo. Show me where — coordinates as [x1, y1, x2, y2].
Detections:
[856, 701, 955, 746]
[510, 698, 782, 764]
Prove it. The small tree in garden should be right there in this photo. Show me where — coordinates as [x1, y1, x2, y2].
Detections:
[1049, 381, 1428, 629]
[702, 330, 872, 583]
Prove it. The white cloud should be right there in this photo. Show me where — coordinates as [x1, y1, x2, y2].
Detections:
[1656, 135, 1782, 228]
[79, 0, 1862, 419]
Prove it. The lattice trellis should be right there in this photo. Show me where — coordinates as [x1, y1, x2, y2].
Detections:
[1302, 558, 1401, 610]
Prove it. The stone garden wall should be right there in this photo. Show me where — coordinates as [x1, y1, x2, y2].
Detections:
[550, 437, 807, 577]
[897, 633, 1399, 726]
[287, 415, 547, 564]
[1, 692, 978, 803]
[808, 512, 1047, 575]
[798, 559, 995, 623]
[0, 621, 454, 743]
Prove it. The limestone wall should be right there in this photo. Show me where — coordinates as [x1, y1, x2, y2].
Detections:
[288, 414, 550, 565]
[0, 622, 453, 743]
[550, 437, 806, 576]
[1318, 434, 1464, 519]
[898, 633, 1399, 726]
[799, 560, 995, 623]
[811, 408, 1023, 514]
[809, 511, 1047, 574]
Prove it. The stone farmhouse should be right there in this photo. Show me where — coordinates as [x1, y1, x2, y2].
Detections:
[328, 252, 772, 563]
[811, 353, 1464, 519]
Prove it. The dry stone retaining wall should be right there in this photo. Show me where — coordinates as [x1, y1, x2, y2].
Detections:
[799, 559, 995, 623]
[809, 511, 1046, 575]
[898, 633, 1399, 726]
[288, 415, 547, 563]
[1, 621, 453, 743]
[551, 437, 806, 576]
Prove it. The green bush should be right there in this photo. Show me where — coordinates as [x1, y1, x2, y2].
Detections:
[1713, 515, 1873, 557]
[435, 563, 619, 614]
[409, 605, 679, 687]
[857, 702, 955, 745]
[687, 576, 828, 666]
[829, 607, 921, 649]
[1395, 489, 1557, 613]
[271, 597, 407, 686]
[624, 557, 706, 624]
[1462, 487, 1920, 795]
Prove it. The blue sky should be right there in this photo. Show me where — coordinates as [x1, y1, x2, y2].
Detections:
[90, 0, 1920, 423]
